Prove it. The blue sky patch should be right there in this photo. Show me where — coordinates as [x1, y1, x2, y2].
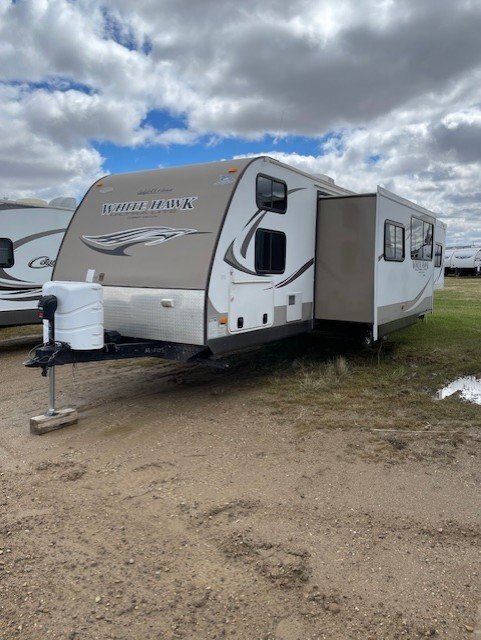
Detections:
[93, 133, 330, 176]
[3, 79, 95, 95]
[101, 7, 138, 52]
[367, 154, 382, 165]
[143, 109, 188, 132]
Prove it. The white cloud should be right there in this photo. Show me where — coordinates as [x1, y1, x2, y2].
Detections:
[234, 93, 481, 244]
[0, 84, 105, 200]
[0, 0, 479, 240]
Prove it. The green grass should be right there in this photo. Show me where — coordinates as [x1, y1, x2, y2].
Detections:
[0, 324, 41, 340]
[236, 278, 481, 433]
[391, 278, 481, 379]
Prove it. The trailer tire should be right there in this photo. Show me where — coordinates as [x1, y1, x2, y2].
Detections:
[362, 331, 374, 347]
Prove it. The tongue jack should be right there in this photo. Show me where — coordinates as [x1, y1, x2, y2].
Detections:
[29, 294, 78, 435]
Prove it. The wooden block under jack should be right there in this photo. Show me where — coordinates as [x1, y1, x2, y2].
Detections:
[30, 408, 78, 435]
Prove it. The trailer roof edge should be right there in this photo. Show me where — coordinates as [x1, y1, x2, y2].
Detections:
[260, 156, 354, 196]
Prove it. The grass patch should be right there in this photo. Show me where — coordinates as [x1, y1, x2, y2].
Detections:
[0, 324, 41, 340]
[234, 278, 481, 433]
[280, 356, 349, 394]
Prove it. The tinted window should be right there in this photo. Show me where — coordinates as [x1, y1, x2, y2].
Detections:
[271, 180, 286, 212]
[256, 175, 287, 213]
[255, 229, 286, 274]
[256, 176, 272, 209]
[435, 243, 443, 268]
[384, 221, 405, 261]
[411, 217, 434, 260]
[0, 238, 14, 268]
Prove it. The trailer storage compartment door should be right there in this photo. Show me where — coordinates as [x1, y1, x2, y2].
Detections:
[315, 196, 375, 325]
[228, 277, 274, 333]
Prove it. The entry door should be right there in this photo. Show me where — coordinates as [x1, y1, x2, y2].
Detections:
[228, 277, 274, 333]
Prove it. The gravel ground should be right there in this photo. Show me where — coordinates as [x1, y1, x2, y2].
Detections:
[0, 346, 480, 639]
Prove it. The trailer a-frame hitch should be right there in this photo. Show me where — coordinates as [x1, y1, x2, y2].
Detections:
[26, 296, 219, 434]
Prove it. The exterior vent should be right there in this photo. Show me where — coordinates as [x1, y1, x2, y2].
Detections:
[49, 197, 77, 210]
[314, 174, 335, 185]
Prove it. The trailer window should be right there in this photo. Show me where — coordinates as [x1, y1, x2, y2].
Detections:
[255, 229, 286, 274]
[411, 217, 434, 261]
[384, 221, 405, 262]
[0, 238, 14, 268]
[256, 175, 287, 213]
[434, 243, 443, 267]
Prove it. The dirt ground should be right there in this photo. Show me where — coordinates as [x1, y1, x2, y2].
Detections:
[0, 342, 480, 639]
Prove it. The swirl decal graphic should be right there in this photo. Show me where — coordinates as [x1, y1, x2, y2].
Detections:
[0, 288, 42, 302]
[223, 187, 310, 282]
[81, 226, 206, 256]
[0, 228, 65, 289]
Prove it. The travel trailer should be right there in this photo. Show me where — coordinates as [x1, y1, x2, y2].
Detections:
[434, 220, 447, 290]
[444, 248, 454, 275]
[27, 157, 440, 383]
[445, 246, 481, 277]
[0, 197, 76, 326]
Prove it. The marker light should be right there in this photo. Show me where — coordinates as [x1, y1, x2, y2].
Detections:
[227, 167, 238, 173]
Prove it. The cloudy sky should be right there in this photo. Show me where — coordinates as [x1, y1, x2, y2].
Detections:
[1, 0, 480, 244]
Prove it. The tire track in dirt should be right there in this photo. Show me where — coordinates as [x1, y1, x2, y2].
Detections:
[1, 347, 480, 639]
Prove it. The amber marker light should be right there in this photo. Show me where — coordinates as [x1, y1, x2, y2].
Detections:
[219, 316, 228, 325]
[227, 167, 238, 173]
[95, 182, 104, 188]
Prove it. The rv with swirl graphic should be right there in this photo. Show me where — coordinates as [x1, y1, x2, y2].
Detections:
[40, 157, 444, 355]
[0, 197, 76, 326]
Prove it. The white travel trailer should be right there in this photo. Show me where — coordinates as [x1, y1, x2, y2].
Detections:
[434, 220, 447, 289]
[444, 247, 454, 274]
[0, 197, 76, 326]
[447, 247, 481, 276]
[27, 157, 440, 387]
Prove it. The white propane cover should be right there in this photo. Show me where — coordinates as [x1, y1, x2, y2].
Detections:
[42, 281, 104, 350]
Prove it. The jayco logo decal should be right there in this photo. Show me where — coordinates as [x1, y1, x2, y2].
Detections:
[28, 256, 56, 269]
[101, 197, 197, 216]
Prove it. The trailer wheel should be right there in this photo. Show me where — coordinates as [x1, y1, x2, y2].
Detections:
[362, 331, 374, 347]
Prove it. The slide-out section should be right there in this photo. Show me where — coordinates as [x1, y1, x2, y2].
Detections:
[315, 189, 436, 340]
[314, 195, 376, 329]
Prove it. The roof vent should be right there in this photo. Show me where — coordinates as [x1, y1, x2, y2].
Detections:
[49, 197, 77, 210]
[314, 174, 335, 185]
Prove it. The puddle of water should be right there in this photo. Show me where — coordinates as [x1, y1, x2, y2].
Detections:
[436, 376, 481, 404]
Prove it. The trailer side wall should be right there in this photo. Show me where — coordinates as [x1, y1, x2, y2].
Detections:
[375, 190, 435, 334]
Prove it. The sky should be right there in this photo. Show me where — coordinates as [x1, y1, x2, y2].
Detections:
[0, 0, 480, 245]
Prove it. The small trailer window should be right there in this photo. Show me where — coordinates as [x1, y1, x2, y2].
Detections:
[384, 221, 405, 261]
[434, 243, 443, 267]
[256, 175, 287, 213]
[0, 238, 14, 268]
[255, 229, 286, 274]
[411, 217, 434, 260]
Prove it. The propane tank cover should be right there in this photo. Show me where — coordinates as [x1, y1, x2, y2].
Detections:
[42, 281, 104, 350]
